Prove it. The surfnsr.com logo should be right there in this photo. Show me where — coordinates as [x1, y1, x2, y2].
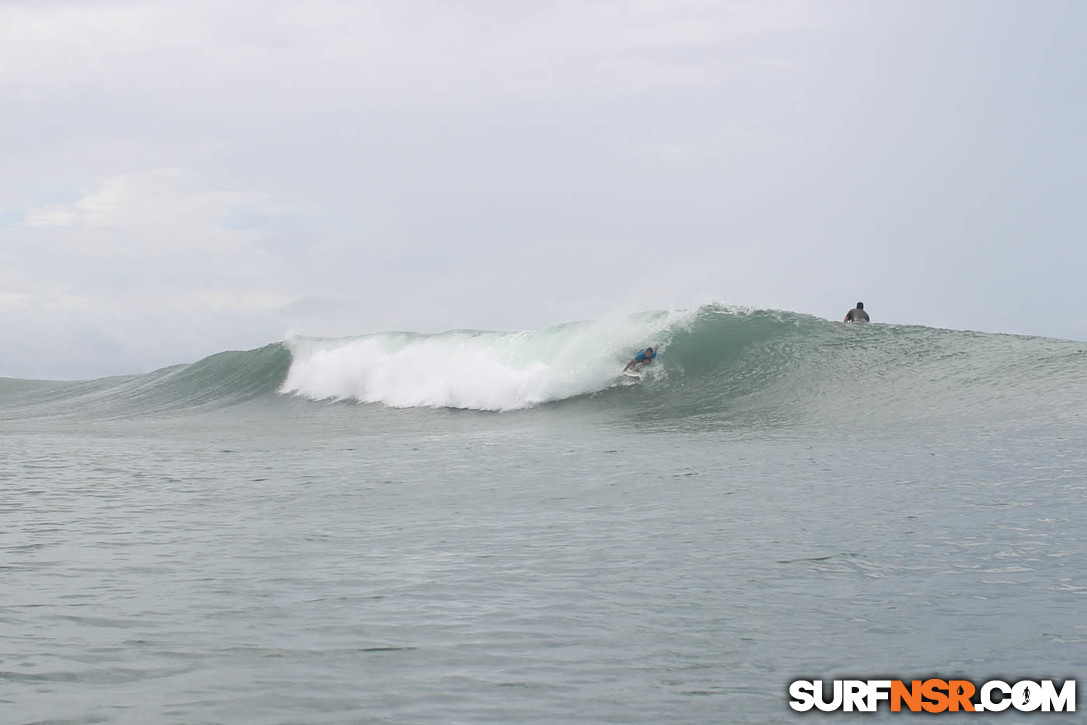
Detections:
[788, 679, 1076, 713]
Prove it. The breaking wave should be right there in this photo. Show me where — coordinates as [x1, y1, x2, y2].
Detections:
[2, 305, 1084, 431]
[281, 309, 693, 411]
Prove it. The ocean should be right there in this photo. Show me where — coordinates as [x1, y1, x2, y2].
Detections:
[2, 305, 1084, 723]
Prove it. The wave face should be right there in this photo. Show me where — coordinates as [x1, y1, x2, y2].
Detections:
[3, 305, 1085, 430]
[0, 343, 292, 421]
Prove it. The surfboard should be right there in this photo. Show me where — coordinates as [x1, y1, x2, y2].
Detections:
[622, 370, 643, 379]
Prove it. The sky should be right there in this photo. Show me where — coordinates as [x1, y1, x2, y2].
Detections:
[2, 0, 1085, 378]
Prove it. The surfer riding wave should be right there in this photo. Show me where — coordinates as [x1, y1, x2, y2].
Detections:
[623, 346, 657, 374]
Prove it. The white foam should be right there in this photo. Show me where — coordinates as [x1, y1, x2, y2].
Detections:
[280, 310, 688, 410]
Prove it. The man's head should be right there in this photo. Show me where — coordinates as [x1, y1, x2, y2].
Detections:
[646, 346, 654, 355]
[856, 302, 864, 310]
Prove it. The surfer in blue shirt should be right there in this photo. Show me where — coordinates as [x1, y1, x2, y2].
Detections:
[624, 346, 657, 373]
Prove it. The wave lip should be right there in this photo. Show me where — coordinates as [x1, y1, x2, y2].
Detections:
[280, 311, 689, 411]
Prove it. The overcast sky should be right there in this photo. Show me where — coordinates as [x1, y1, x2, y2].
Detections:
[2, 0, 1084, 378]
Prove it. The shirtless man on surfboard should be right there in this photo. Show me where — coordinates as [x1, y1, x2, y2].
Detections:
[624, 347, 657, 375]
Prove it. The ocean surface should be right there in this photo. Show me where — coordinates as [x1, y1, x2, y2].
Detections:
[2, 305, 1084, 723]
